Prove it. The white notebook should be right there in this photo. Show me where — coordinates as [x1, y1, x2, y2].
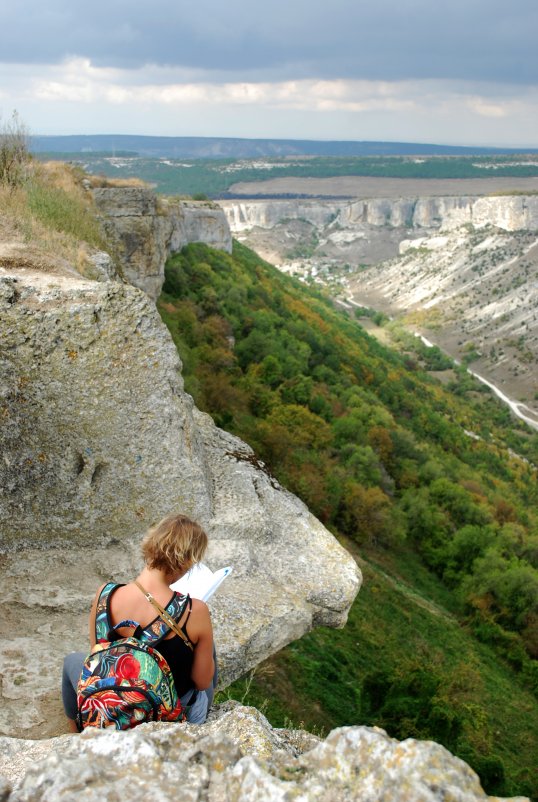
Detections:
[170, 563, 232, 601]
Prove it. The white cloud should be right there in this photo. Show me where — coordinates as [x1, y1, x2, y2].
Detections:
[465, 99, 509, 118]
[22, 60, 534, 114]
[2, 59, 537, 147]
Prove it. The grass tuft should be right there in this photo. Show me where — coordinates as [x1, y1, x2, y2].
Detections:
[1, 159, 109, 273]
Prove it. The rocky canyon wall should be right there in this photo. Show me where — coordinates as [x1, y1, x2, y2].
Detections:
[220, 195, 538, 234]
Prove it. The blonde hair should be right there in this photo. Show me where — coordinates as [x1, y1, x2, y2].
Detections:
[141, 514, 208, 575]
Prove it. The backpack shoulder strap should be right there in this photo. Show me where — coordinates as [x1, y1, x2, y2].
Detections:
[94, 582, 124, 644]
[134, 581, 193, 651]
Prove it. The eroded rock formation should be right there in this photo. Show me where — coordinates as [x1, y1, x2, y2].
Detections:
[0, 704, 529, 802]
[94, 187, 232, 299]
[219, 195, 538, 271]
[220, 195, 538, 236]
[0, 243, 359, 739]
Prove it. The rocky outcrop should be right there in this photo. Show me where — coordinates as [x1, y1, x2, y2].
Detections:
[0, 703, 529, 802]
[0, 262, 360, 739]
[222, 199, 341, 231]
[218, 195, 538, 281]
[93, 188, 232, 299]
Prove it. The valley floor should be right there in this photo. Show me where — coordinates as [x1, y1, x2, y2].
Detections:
[346, 281, 538, 424]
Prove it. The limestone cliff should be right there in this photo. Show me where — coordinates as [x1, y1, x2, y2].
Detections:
[219, 195, 538, 413]
[0, 193, 359, 740]
[94, 187, 232, 299]
[220, 195, 538, 256]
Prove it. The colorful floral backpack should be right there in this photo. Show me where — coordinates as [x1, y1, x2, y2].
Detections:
[77, 581, 192, 731]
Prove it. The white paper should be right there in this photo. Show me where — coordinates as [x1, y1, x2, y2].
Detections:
[170, 563, 232, 601]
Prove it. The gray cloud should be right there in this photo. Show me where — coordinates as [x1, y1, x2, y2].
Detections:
[1, 0, 537, 84]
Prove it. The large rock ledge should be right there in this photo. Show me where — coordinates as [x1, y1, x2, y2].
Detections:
[93, 188, 233, 299]
[0, 266, 360, 739]
[0, 704, 528, 802]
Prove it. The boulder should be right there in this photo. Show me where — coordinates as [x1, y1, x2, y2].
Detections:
[0, 264, 360, 739]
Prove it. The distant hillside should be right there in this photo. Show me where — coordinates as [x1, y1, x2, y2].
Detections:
[31, 150, 538, 200]
[30, 134, 538, 160]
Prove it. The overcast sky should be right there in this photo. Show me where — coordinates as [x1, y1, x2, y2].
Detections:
[1, 0, 537, 147]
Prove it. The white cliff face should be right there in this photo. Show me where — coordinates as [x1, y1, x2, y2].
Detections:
[222, 199, 340, 231]
[0, 257, 360, 740]
[168, 199, 233, 253]
[220, 195, 538, 237]
[471, 196, 538, 230]
[218, 196, 538, 285]
[218, 195, 538, 409]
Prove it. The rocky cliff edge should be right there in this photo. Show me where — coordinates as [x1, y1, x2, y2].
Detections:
[0, 190, 359, 741]
[94, 187, 232, 299]
[0, 704, 529, 802]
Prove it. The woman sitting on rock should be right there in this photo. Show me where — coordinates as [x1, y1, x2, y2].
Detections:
[62, 513, 217, 731]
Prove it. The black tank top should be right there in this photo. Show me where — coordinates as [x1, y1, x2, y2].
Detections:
[104, 585, 195, 697]
[154, 634, 195, 697]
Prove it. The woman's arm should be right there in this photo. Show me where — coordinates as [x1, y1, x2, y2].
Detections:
[189, 599, 215, 689]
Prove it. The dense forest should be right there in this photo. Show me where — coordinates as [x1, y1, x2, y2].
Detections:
[158, 241, 538, 799]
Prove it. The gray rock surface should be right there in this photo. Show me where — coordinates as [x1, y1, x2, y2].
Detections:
[0, 263, 360, 739]
[93, 188, 232, 298]
[0, 704, 528, 802]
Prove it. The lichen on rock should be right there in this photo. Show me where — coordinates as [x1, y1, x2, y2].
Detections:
[0, 704, 529, 802]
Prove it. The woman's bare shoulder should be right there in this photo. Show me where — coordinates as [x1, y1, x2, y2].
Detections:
[190, 597, 210, 615]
